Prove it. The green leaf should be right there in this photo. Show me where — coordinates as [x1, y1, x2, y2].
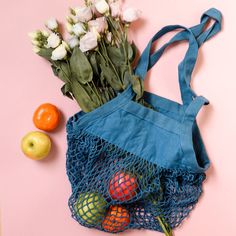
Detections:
[100, 71, 106, 87]
[100, 94, 107, 104]
[70, 47, 93, 84]
[104, 88, 111, 101]
[51, 62, 71, 83]
[129, 42, 138, 63]
[100, 88, 110, 104]
[107, 46, 125, 67]
[85, 82, 103, 107]
[139, 98, 154, 110]
[99, 56, 123, 91]
[37, 48, 53, 60]
[108, 87, 116, 98]
[61, 83, 73, 100]
[119, 65, 133, 88]
[131, 75, 144, 101]
[58, 62, 71, 82]
[51, 65, 59, 76]
[71, 80, 101, 113]
[123, 70, 132, 88]
[89, 53, 99, 76]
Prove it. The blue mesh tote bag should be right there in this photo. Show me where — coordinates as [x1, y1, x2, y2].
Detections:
[66, 8, 222, 234]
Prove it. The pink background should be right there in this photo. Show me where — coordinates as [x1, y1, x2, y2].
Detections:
[1, 0, 236, 235]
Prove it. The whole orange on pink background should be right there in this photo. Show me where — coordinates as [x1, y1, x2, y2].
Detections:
[0, 0, 236, 236]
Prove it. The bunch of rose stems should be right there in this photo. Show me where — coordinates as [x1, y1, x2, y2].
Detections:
[29, 0, 146, 112]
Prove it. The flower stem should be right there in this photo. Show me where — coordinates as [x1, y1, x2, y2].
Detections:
[91, 81, 103, 105]
[52, 61, 70, 82]
[100, 40, 123, 87]
[107, 16, 122, 43]
[86, 81, 102, 105]
[156, 216, 173, 236]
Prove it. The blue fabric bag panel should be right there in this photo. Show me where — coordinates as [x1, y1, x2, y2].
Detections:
[66, 8, 222, 233]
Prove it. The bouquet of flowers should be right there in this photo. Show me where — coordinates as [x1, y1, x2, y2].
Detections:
[29, 0, 146, 113]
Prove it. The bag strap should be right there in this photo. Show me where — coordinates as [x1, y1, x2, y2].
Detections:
[149, 8, 222, 67]
[134, 26, 199, 104]
[134, 25, 198, 82]
[178, 8, 222, 103]
[190, 8, 222, 47]
[135, 8, 222, 105]
[182, 96, 209, 122]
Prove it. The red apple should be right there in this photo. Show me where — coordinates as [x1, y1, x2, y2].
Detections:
[109, 171, 138, 201]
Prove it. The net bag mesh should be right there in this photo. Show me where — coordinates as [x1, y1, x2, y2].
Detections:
[66, 116, 205, 233]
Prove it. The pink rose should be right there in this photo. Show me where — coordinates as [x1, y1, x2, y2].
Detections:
[74, 6, 93, 22]
[122, 8, 141, 23]
[90, 4, 102, 17]
[88, 17, 108, 33]
[106, 32, 112, 43]
[79, 32, 98, 52]
[110, 1, 120, 18]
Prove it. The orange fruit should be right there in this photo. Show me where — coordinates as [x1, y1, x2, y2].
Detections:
[102, 205, 130, 233]
[33, 103, 60, 131]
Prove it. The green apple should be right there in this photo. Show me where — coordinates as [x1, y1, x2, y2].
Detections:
[76, 192, 107, 225]
[21, 131, 51, 160]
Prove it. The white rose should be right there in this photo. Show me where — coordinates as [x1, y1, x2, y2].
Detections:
[79, 32, 98, 52]
[33, 46, 41, 53]
[68, 36, 80, 49]
[47, 33, 61, 48]
[62, 41, 70, 51]
[108, 0, 118, 3]
[28, 30, 41, 39]
[66, 22, 73, 34]
[45, 18, 58, 31]
[72, 23, 86, 36]
[66, 15, 78, 24]
[31, 39, 41, 47]
[122, 8, 141, 23]
[94, 0, 110, 14]
[66, 15, 73, 24]
[74, 6, 93, 22]
[51, 44, 67, 60]
[41, 30, 49, 37]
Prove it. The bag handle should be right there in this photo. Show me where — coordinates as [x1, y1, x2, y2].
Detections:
[190, 8, 222, 47]
[135, 8, 222, 104]
[134, 25, 198, 82]
[176, 8, 222, 103]
[149, 8, 222, 67]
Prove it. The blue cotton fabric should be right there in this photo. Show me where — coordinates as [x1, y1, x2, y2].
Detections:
[66, 8, 222, 233]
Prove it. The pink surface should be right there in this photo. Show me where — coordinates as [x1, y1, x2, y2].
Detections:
[0, 0, 235, 235]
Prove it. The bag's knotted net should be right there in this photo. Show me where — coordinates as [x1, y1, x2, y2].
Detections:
[66, 124, 205, 233]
